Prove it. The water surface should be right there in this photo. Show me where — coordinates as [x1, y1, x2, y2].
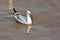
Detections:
[0, 0, 60, 40]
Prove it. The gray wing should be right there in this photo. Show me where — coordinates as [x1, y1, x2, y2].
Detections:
[15, 15, 27, 24]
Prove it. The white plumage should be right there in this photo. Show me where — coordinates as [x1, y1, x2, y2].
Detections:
[14, 10, 32, 24]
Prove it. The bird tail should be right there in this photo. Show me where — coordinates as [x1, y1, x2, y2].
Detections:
[13, 8, 17, 13]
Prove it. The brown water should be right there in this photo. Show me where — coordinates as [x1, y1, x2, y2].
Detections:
[0, 0, 60, 40]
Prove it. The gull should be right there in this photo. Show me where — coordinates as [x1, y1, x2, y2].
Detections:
[11, 8, 32, 34]
[12, 8, 32, 24]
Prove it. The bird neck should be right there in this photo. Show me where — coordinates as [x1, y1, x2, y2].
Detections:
[26, 14, 30, 17]
[26, 14, 31, 20]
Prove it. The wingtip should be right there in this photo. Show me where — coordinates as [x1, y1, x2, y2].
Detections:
[13, 8, 17, 13]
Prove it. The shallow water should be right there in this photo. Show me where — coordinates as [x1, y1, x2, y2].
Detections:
[0, 0, 60, 40]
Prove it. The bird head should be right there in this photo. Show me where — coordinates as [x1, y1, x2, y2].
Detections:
[26, 10, 31, 14]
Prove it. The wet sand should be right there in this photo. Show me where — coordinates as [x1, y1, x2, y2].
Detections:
[0, 0, 60, 40]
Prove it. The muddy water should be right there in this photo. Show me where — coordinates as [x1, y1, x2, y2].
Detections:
[0, 0, 60, 40]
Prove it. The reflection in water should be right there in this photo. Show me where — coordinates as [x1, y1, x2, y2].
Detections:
[11, 21, 32, 34]
[26, 24, 32, 33]
[26, 24, 32, 36]
[11, 22, 32, 36]
[8, 0, 13, 10]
